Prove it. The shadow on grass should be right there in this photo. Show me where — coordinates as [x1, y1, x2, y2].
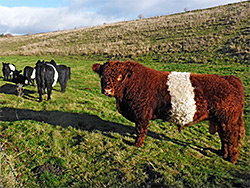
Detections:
[0, 83, 36, 100]
[0, 107, 164, 144]
[0, 107, 220, 157]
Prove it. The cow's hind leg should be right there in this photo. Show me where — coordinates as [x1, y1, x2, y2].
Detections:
[228, 114, 245, 163]
[227, 126, 240, 163]
[135, 122, 149, 147]
[47, 86, 53, 101]
[59, 78, 67, 93]
[237, 112, 245, 152]
[217, 123, 228, 158]
[38, 90, 43, 102]
[219, 122, 240, 163]
[60, 82, 66, 93]
[228, 138, 239, 163]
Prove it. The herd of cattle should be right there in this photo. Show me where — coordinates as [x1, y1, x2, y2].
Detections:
[2, 60, 71, 102]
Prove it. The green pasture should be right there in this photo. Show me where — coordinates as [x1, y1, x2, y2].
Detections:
[0, 56, 249, 187]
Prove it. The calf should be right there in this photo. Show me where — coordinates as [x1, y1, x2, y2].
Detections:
[24, 66, 36, 85]
[2, 62, 16, 80]
[92, 61, 245, 163]
[12, 70, 26, 85]
[35, 60, 58, 102]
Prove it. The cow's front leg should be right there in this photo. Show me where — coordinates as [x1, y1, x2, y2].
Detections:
[135, 122, 149, 147]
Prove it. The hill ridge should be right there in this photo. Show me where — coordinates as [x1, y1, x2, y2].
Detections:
[0, 1, 249, 64]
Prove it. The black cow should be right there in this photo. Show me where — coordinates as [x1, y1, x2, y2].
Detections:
[12, 70, 26, 85]
[46, 60, 71, 93]
[57, 64, 71, 92]
[24, 66, 36, 85]
[2, 62, 16, 80]
[35, 60, 59, 102]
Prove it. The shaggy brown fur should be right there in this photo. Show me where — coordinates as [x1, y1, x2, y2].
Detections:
[92, 61, 245, 163]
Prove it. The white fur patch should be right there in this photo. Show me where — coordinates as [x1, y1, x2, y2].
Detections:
[9, 64, 15, 71]
[31, 69, 36, 79]
[9, 64, 15, 75]
[167, 72, 196, 126]
[47, 64, 58, 87]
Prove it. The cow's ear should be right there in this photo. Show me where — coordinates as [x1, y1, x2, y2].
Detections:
[92, 63, 102, 75]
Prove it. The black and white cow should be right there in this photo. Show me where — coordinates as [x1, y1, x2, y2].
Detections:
[47, 60, 71, 93]
[35, 60, 59, 102]
[2, 62, 16, 81]
[24, 66, 36, 85]
[56, 64, 71, 93]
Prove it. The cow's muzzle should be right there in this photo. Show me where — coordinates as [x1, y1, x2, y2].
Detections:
[104, 88, 114, 97]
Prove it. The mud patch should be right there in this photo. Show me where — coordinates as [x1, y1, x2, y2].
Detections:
[32, 162, 64, 176]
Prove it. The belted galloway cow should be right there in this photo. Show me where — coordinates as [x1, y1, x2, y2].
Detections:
[47, 60, 71, 93]
[92, 61, 245, 163]
[35, 60, 58, 102]
[24, 66, 36, 85]
[2, 62, 16, 80]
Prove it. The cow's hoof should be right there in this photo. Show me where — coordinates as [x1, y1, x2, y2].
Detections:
[135, 141, 144, 147]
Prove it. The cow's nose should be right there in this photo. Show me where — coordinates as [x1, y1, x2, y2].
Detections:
[104, 88, 114, 97]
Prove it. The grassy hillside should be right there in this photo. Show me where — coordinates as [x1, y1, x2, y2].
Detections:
[0, 1, 249, 64]
[0, 1, 250, 187]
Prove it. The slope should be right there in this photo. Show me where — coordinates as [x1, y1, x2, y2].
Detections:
[0, 1, 249, 64]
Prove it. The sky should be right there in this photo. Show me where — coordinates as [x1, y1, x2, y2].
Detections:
[0, 0, 246, 35]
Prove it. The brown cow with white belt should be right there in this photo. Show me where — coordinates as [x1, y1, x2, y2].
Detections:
[92, 61, 245, 163]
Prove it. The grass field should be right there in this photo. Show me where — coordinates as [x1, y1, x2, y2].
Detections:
[0, 55, 249, 187]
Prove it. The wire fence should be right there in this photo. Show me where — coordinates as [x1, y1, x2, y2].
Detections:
[0, 143, 23, 188]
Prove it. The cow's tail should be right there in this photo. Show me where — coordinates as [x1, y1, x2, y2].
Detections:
[237, 111, 245, 150]
[41, 66, 46, 93]
[226, 75, 245, 150]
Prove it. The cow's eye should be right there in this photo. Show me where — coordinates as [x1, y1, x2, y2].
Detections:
[117, 74, 123, 82]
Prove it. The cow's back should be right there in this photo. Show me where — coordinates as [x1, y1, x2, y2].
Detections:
[190, 73, 244, 122]
[190, 74, 243, 102]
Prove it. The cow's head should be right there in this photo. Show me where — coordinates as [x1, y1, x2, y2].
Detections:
[13, 70, 22, 78]
[92, 61, 132, 97]
[35, 60, 45, 68]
